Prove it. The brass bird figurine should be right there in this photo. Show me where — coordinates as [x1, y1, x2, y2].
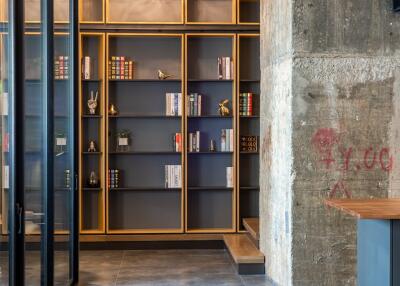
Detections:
[218, 99, 230, 116]
[158, 70, 172, 80]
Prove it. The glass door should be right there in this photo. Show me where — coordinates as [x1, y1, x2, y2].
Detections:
[0, 0, 79, 283]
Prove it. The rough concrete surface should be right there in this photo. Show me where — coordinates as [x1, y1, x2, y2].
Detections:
[260, 0, 400, 285]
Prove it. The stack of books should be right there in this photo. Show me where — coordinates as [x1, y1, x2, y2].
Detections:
[239, 93, 253, 116]
[54, 56, 69, 79]
[218, 57, 233, 80]
[172, 133, 182, 152]
[108, 56, 134, 80]
[226, 167, 233, 188]
[3, 165, 9, 189]
[108, 169, 120, 188]
[221, 129, 234, 152]
[187, 93, 202, 116]
[82, 56, 92, 80]
[188, 131, 200, 152]
[240, 136, 258, 152]
[165, 93, 182, 116]
[165, 165, 182, 188]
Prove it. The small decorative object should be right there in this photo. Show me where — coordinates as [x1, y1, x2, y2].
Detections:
[240, 136, 258, 152]
[55, 133, 67, 153]
[64, 169, 71, 188]
[157, 69, 172, 80]
[87, 91, 98, 115]
[88, 140, 97, 152]
[218, 99, 230, 116]
[116, 129, 131, 152]
[209, 139, 216, 152]
[88, 171, 99, 187]
[109, 103, 118, 116]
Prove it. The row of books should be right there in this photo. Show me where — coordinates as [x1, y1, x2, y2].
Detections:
[221, 129, 234, 152]
[240, 136, 258, 152]
[239, 93, 254, 116]
[187, 93, 202, 116]
[218, 57, 233, 80]
[108, 169, 121, 188]
[165, 165, 182, 188]
[1, 92, 8, 116]
[54, 56, 69, 80]
[172, 133, 183, 152]
[108, 56, 134, 80]
[166, 93, 183, 116]
[82, 56, 92, 80]
[188, 131, 201, 152]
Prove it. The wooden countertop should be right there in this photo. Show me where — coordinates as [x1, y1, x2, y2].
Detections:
[325, 199, 400, 219]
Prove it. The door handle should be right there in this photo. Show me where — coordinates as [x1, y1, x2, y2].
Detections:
[16, 203, 23, 234]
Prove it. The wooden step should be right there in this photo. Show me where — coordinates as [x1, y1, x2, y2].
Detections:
[224, 234, 265, 275]
[243, 218, 259, 248]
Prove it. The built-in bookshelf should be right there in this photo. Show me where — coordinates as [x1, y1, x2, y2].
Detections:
[237, 34, 260, 231]
[105, 34, 184, 233]
[186, 0, 236, 24]
[79, 32, 106, 233]
[238, 0, 260, 24]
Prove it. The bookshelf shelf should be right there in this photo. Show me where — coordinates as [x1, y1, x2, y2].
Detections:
[188, 151, 233, 154]
[82, 152, 102, 155]
[82, 79, 102, 82]
[109, 151, 181, 155]
[109, 115, 181, 119]
[187, 79, 233, 82]
[110, 187, 181, 191]
[187, 115, 233, 118]
[240, 186, 259, 190]
[108, 79, 182, 83]
[82, 115, 102, 118]
[188, 187, 234, 190]
[82, 187, 102, 191]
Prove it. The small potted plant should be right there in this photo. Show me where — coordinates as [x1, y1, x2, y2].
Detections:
[116, 129, 131, 152]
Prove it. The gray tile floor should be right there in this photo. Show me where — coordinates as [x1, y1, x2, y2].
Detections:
[1, 249, 274, 286]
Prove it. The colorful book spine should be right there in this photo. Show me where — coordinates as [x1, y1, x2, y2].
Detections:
[217, 57, 232, 80]
[108, 56, 134, 80]
[188, 93, 202, 116]
[82, 56, 91, 80]
[226, 167, 233, 188]
[173, 133, 182, 152]
[108, 169, 120, 188]
[166, 93, 182, 116]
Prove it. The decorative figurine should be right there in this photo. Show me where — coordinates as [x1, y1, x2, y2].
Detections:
[109, 104, 118, 116]
[209, 139, 216, 152]
[87, 90, 98, 115]
[218, 99, 230, 116]
[157, 69, 172, 80]
[88, 171, 99, 187]
[88, 140, 97, 152]
[116, 130, 131, 152]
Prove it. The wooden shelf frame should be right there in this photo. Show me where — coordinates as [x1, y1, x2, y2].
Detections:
[105, 33, 185, 234]
[236, 0, 260, 25]
[185, 0, 236, 25]
[236, 33, 260, 232]
[185, 33, 237, 234]
[79, 32, 106, 234]
[105, 0, 185, 25]
[80, 0, 105, 24]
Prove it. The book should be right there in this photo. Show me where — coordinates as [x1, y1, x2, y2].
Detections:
[226, 167, 233, 188]
[3, 165, 9, 189]
[82, 56, 91, 79]
[108, 56, 134, 80]
[221, 129, 226, 151]
[187, 93, 202, 116]
[229, 129, 234, 151]
[196, 131, 200, 152]
[165, 165, 182, 188]
[1, 92, 8, 116]
[239, 93, 254, 116]
[240, 136, 258, 152]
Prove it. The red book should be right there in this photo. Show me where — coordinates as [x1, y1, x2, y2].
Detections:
[248, 93, 253, 116]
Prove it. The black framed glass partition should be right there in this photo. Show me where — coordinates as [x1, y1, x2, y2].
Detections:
[0, 0, 79, 283]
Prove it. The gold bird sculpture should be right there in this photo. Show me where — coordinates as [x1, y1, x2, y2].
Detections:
[218, 99, 230, 116]
[158, 70, 172, 80]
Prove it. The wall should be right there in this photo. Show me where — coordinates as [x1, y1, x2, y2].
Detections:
[260, 0, 400, 285]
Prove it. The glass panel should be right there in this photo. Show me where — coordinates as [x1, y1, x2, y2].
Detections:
[186, 0, 234, 24]
[0, 1, 8, 282]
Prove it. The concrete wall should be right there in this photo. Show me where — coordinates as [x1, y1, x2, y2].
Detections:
[260, 1, 400, 285]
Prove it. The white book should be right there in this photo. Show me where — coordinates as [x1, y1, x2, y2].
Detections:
[2, 92, 8, 116]
[83, 56, 91, 79]
[171, 93, 175, 115]
[196, 131, 200, 152]
[174, 165, 178, 188]
[225, 57, 230, 80]
[168, 165, 172, 188]
[229, 129, 234, 151]
[177, 165, 182, 188]
[166, 93, 170, 116]
[225, 129, 230, 152]
[226, 167, 233, 188]
[178, 93, 182, 116]
[198, 94, 202, 116]
[165, 165, 168, 188]
[189, 133, 193, 152]
[3, 165, 9, 189]
[221, 129, 226, 152]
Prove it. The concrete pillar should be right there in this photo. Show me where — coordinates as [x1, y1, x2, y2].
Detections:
[260, 1, 400, 285]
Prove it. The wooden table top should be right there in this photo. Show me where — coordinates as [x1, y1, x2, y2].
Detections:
[325, 199, 400, 219]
